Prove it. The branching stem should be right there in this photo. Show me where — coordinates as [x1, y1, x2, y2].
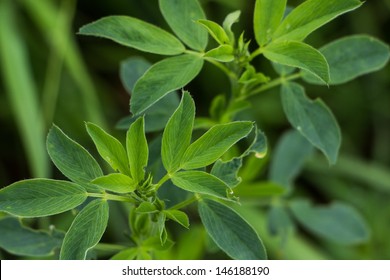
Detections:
[169, 195, 199, 210]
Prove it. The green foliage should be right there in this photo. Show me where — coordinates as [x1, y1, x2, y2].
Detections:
[131, 54, 203, 114]
[162, 92, 195, 173]
[272, 0, 363, 42]
[290, 200, 370, 245]
[0, 179, 87, 217]
[269, 130, 313, 188]
[198, 199, 267, 260]
[0, 217, 64, 257]
[303, 35, 390, 85]
[1, 0, 389, 260]
[264, 41, 330, 83]
[171, 171, 229, 200]
[47, 125, 103, 184]
[281, 83, 341, 164]
[79, 16, 185, 55]
[0, 0, 49, 178]
[60, 199, 109, 260]
[126, 117, 148, 184]
[159, 0, 208, 51]
[86, 122, 130, 176]
[180, 122, 253, 169]
[254, 0, 287, 46]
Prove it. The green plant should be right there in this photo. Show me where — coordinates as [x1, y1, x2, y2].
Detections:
[1, 0, 389, 260]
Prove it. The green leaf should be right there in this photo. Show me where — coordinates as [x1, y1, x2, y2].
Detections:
[269, 130, 314, 188]
[254, 0, 287, 46]
[111, 248, 138, 260]
[164, 209, 190, 229]
[204, 45, 235, 62]
[143, 236, 174, 251]
[243, 128, 268, 158]
[157, 212, 168, 245]
[181, 121, 253, 170]
[0, 217, 64, 257]
[238, 65, 269, 86]
[303, 35, 390, 85]
[171, 171, 229, 199]
[118, 57, 181, 133]
[117, 95, 181, 133]
[290, 200, 370, 245]
[264, 41, 329, 83]
[86, 122, 130, 176]
[273, 0, 363, 42]
[198, 199, 267, 260]
[120, 57, 151, 94]
[162, 92, 195, 173]
[47, 125, 103, 184]
[60, 199, 109, 260]
[78, 16, 185, 55]
[233, 181, 286, 198]
[223, 10, 241, 44]
[197, 19, 230, 45]
[267, 205, 294, 237]
[211, 158, 242, 188]
[281, 83, 341, 164]
[272, 61, 296, 76]
[159, 0, 208, 51]
[136, 202, 158, 214]
[126, 117, 148, 184]
[91, 174, 136, 194]
[131, 54, 204, 114]
[0, 179, 87, 217]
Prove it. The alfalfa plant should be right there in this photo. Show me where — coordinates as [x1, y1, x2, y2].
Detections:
[1, 0, 389, 259]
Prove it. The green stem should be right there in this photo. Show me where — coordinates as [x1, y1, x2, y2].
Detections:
[94, 243, 127, 252]
[238, 72, 302, 101]
[204, 57, 237, 79]
[249, 47, 265, 61]
[169, 195, 199, 210]
[87, 192, 135, 203]
[154, 173, 171, 191]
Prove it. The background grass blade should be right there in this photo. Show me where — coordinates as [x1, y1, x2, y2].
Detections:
[21, 0, 107, 128]
[0, 0, 49, 178]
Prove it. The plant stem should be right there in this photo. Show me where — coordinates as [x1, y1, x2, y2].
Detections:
[94, 243, 127, 252]
[87, 192, 135, 203]
[238, 72, 302, 101]
[249, 47, 265, 61]
[169, 195, 199, 210]
[154, 173, 171, 191]
[204, 57, 237, 79]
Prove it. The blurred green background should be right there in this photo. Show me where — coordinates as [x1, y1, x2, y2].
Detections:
[1, 0, 389, 259]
